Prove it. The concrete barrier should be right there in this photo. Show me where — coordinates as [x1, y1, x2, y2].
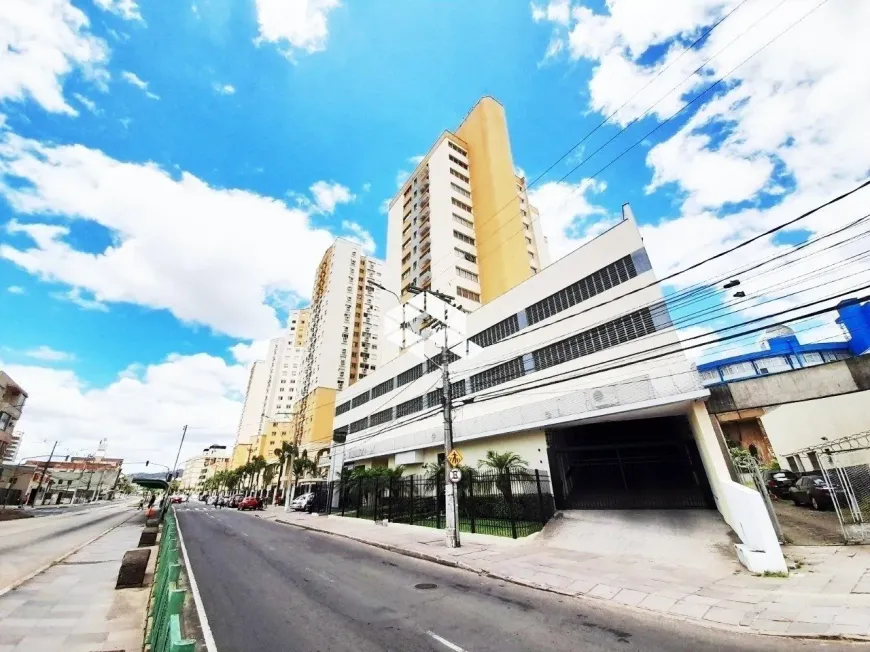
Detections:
[116, 548, 151, 589]
[138, 526, 158, 547]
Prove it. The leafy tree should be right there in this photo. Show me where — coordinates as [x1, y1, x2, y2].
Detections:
[261, 463, 277, 497]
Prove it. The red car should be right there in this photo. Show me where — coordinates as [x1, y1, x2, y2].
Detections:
[237, 496, 259, 511]
[170, 495, 184, 504]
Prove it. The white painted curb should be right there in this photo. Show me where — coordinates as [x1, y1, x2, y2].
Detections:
[175, 508, 219, 652]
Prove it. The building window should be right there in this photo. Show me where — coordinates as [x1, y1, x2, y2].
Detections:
[448, 141, 467, 157]
[801, 352, 824, 367]
[453, 230, 475, 246]
[455, 267, 479, 283]
[372, 378, 395, 398]
[807, 452, 821, 471]
[525, 255, 637, 326]
[699, 369, 721, 384]
[395, 396, 424, 419]
[351, 391, 371, 409]
[721, 362, 756, 381]
[451, 182, 471, 198]
[532, 308, 657, 372]
[397, 364, 423, 387]
[453, 213, 474, 229]
[469, 314, 520, 348]
[349, 417, 369, 434]
[449, 168, 470, 183]
[449, 154, 468, 170]
[451, 198, 473, 213]
[755, 356, 791, 374]
[456, 286, 481, 302]
[369, 408, 393, 427]
[335, 402, 351, 416]
[470, 358, 525, 393]
[455, 248, 477, 263]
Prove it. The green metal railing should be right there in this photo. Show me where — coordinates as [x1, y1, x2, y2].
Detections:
[147, 511, 196, 652]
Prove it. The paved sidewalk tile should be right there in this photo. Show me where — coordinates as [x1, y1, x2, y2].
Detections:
[0, 514, 148, 652]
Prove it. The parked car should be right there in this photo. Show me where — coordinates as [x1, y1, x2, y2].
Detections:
[237, 496, 259, 511]
[228, 494, 244, 508]
[170, 495, 184, 504]
[290, 492, 314, 511]
[789, 476, 845, 510]
[763, 470, 799, 498]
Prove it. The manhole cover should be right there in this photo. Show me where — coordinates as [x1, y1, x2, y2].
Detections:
[414, 583, 438, 590]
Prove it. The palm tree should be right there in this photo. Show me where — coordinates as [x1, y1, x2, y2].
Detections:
[291, 457, 316, 492]
[274, 442, 298, 505]
[261, 463, 278, 499]
[249, 456, 268, 496]
[477, 451, 530, 504]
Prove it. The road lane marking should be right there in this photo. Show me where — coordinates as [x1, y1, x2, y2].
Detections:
[175, 509, 219, 652]
[426, 631, 467, 652]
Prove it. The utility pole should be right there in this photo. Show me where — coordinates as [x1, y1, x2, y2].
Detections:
[442, 332, 460, 549]
[412, 285, 462, 549]
[171, 425, 188, 487]
[31, 440, 57, 506]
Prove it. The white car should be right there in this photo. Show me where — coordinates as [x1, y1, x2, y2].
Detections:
[290, 492, 314, 511]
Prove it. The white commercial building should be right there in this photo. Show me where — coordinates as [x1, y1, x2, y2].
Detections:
[331, 209, 786, 573]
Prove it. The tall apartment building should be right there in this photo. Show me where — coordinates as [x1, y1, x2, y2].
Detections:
[235, 361, 269, 448]
[385, 97, 550, 319]
[293, 238, 385, 469]
[261, 309, 310, 423]
[180, 445, 230, 493]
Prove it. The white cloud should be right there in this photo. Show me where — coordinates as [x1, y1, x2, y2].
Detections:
[6, 352, 245, 466]
[0, 131, 355, 340]
[7, 285, 25, 295]
[408, 155, 424, 165]
[254, 0, 341, 58]
[51, 287, 109, 312]
[0, 0, 110, 115]
[528, 178, 613, 261]
[121, 70, 158, 99]
[341, 220, 376, 255]
[361, 182, 371, 193]
[25, 345, 75, 362]
[212, 83, 236, 95]
[229, 339, 270, 366]
[532, 0, 870, 338]
[378, 198, 390, 215]
[93, 0, 142, 22]
[309, 180, 355, 214]
[72, 93, 99, 115]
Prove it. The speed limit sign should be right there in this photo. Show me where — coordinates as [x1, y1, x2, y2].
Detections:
[448, 468, 462, 483]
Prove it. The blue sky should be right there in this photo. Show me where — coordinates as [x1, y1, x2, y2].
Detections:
[1, 0, 866, 465]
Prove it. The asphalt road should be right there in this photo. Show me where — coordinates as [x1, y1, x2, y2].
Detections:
[176, 505, 860, 652]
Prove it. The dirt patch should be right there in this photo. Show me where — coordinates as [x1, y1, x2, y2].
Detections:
[0, 509, 34, 521]
[773, 499, 843, 545]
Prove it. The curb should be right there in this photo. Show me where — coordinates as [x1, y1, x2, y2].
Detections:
[273, 517, 870, 643]
[0, 509, 135, 598]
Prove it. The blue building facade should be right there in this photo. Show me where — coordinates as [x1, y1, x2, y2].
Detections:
[696, 299, 870, 386]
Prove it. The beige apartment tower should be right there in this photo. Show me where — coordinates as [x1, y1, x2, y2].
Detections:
[386, 97, 549, 317]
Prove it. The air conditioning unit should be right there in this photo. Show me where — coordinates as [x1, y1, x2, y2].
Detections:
[589, 386, 619, 409]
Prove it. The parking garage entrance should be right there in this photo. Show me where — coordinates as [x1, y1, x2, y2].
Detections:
[547, 415, 715, 510]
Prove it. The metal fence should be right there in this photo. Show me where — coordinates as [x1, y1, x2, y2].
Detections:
[148, 510, 196, 652]
[311, 469, 556, 538]
[811, 435, 870, 543]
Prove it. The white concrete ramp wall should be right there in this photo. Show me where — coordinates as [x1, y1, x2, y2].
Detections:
[719, 481, 788, 574]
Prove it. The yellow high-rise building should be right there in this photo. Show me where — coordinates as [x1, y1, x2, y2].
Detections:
[385, 96, 550, 313]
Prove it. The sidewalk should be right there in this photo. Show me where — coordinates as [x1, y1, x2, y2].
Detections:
[261, 507, 870, 640]
[0, 513, 148, 652]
